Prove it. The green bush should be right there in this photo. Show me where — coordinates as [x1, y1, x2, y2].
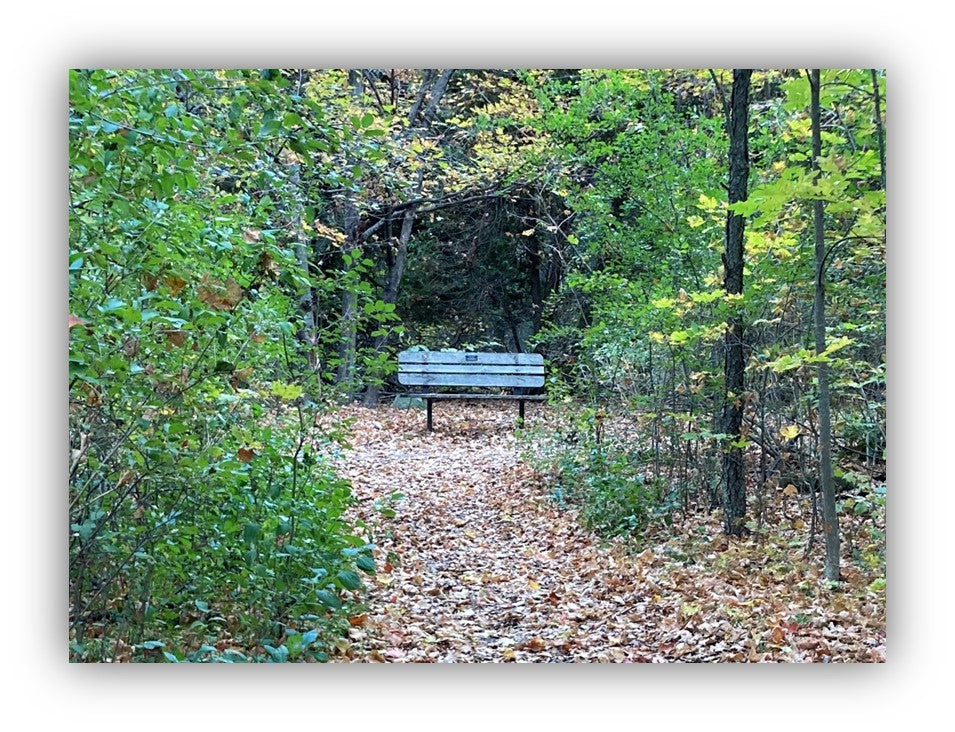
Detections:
[529, 407, 678, 539]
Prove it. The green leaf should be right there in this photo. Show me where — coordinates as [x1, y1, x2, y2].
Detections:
[263, 644, 289, 663]
[336, 570, 362, 590]
[243, 522, 261, 544]
[356, 555, 376, 574]
[270, 381, 303, 401]
[868, 578, 886, 593]
[286, 634, 303, 656]
[315, 589, 342, 609]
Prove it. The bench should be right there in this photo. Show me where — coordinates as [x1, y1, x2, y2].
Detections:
[397, 350, 546, 431]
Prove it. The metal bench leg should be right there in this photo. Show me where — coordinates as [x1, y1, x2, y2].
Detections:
[518, 399, 525, 428]
[427, 398, 433, 432]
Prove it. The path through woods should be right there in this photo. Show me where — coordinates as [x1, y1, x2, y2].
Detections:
[324, 403, 885, 663]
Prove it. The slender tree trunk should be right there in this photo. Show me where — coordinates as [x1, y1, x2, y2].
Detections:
[422, 69, 454, 121]
[407, 69, 435, 127]
[362, 172, 422, 406]
[528, 232, 543, 334]
[337, 216, 359, 394]
[336, 71, 364, 395]
[291, 164, 320, 374]
[871, 69, 886, 190]
[721, 69, 752, 536]
[810, 69, 841, 582]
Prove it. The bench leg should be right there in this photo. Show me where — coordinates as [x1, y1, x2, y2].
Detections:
[518, 399, 525, 428]
[427, 398, 433, 432]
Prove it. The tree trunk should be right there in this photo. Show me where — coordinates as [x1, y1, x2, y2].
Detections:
[871, 69, 886, 190]
[721, 68, 751, 536]
[810, 69, 841, 582]
[336, 71, 364, 396]
[361, 71, 455, 405]
[362, 173, 422, 406]
[422, 69, 454, 121]
[291, 163, 320, 375]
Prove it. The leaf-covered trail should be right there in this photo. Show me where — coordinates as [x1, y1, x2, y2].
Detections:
[326, 403, 885, 663]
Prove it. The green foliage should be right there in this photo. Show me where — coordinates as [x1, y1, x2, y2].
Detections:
[69, 67, 887, 654]
[69, 69, 376, 661]
[528, 407, 678, 539]
[529, 69, 885, 536]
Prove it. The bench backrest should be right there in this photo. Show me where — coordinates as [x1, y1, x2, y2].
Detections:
[397, 351, 545, 389]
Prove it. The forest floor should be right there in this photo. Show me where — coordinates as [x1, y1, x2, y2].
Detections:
[324, 402, 885, 663]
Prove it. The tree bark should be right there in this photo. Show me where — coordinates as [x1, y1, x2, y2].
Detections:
[721, 69, 751, 536]
[871, 69, 886, 190]
[422, 69, 454, 121]
[291, 163, 320, 374]
[336, 71, 364, 395]
[810, 69, 841, 582]
[407, 69, 436, 127]
[362, 170, 423, 406]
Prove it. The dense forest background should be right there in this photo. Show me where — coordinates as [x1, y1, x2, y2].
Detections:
[68, 68, 885, 663]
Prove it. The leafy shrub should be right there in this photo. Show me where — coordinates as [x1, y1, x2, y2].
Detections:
[68, 69, 377, 661]
[527, 407, 678, 539]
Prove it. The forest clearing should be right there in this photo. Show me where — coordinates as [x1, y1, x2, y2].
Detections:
[68, 68, 886, 663]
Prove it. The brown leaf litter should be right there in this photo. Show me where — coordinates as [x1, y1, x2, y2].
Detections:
[320, 402, 885, 663]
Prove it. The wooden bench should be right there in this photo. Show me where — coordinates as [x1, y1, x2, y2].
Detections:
[397, 350, 546, 431]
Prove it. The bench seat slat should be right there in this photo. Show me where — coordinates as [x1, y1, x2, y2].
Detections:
[415, 393, 547, 401]
[399, 364, 544, 375]
[399, 373, 545, 388]
[398, 351, 543, 366]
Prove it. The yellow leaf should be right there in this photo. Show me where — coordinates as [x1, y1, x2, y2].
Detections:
[528, 579, 540, 591]
[680, 602, 701, 617]
[793, 518, 806, 530]
[780, 424, 800, 441]
[521, 228, 536, 236]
